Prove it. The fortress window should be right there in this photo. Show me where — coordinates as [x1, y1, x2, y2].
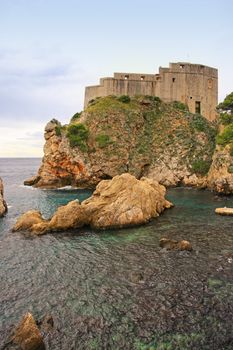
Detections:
[190, 96, 192, 99]
[180, 64, 185, 69]
[141, 76, 145, 81]
[124, 75, 129, 80]
[172, 78, 176, 82]
[195, 101, 201, 114]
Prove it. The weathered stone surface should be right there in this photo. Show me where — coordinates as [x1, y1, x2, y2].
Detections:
[215, 207, 233, 216]
[47, 200, 87, 231]
[13, 174, 172, 234]
[207, 145, 233, 194]
[25, 97, 216, 190]
[0, 177, 7, 217]
[12, 312, 45, 350]
[24, 176, 41, 186]
[83, 174, 172, 229]
[159, 238, 192, 251]
[12, 210, 46, 233]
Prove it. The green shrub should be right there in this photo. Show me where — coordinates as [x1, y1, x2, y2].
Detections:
[172, 101, 189, 111]
[66, 123, 89, 151]
[230, 143, 233, 156]
[191, 114, 208, 132]
[220, 113, 233, 125]
[55, 126, 62, 136]
[95, 134, 112, 148]
[70, 112, 81, 123]
[216, 124, 233, 146]
[192, 159, 212, 175]
[118, 95, 131, 103]
[217, 92, 233, 113]
[228, 165, 233, 173]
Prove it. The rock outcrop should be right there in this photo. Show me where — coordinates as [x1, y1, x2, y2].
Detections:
[0, 177, 7, 217]
[159, 238, 192, 251]
[13, 173, 172, 234]
[215, 207, 233, 216]
[207, 145, 233, 194]
[12, 312, 45, 350]
[24, 97, 216, 189]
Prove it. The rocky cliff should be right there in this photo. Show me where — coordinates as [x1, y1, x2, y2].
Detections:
[25, 96, 217, 190]
[0, 177, 7, 217]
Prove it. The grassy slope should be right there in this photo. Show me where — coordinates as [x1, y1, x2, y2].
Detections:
[66, 96, 217, 177]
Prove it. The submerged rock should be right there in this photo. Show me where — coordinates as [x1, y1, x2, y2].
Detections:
[12, 312, 45, 350]
[215, 207, 233, 216]
[159, 238, 192, 251]
[13, 173, 173, 234]
[0, 177, 7, 217]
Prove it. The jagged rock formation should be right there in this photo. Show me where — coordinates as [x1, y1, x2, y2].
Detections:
[0, 177, 7, 217]
[12, 312, 45, 350]
[207, 145, 233, 194]
[24, 96, 216, 189]
[14, 173, 172, 233]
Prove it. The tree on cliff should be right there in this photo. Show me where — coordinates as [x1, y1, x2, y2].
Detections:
[218, 92, 233, 114]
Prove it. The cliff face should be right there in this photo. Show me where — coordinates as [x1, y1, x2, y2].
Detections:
[0, 177, 7, 217]
[25, 96, 217, 189]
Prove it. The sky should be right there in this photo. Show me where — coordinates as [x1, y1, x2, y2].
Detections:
[0, 0, 233, 157]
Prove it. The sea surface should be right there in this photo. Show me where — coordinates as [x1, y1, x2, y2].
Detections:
[0, 158, 233, 349]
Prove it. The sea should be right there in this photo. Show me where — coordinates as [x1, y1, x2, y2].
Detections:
[0, 158, 233, 349]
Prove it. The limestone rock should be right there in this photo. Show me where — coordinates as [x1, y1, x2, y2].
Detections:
[207, 145, 233, 194]
[215, 207, 233, 216]
[12, 312, 45, 350]
[13, 174, 172, 234]
[12, 210, 46, 233]
[82, 174, 173, 229]
[24, 97, 216, 190]
[47, 200, 87, 232]
[24, 176, 41, 186]
[159, 238, 192, 251]
[0, 177, 7, 217]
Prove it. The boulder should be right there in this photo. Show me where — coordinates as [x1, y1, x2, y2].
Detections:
[215, 207, 233, 216]
[13, 174, 173, 234]
[159, 238, 192, 251]
[0, 177, 7, 217]
[12, 210, 47, 233]
[24, 176, 41, 186]
[82, 174, 173, 229]
[12, 312, 45, 350]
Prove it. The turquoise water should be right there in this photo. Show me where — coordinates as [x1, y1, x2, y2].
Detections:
[0, 159, 233, 349]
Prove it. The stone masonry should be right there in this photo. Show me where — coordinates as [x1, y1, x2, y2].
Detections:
[84, 62, 218, 121]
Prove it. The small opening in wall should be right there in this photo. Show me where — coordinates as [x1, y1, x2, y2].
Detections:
[190, 96, 192, 99]
[180, 64, 185, 69]
[195, 101, 201, 114]
[156, 76, 160, 81]
[124, 75, 129, 80]
[172, 78, 176, 82]
[141, 76, 145, 81]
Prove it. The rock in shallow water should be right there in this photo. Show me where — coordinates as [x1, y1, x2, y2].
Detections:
[159, 238, 192, 251]
[12, 312, 45, 350]
[0, 177, 7, 217]
[13, 173, 173, 234]
[215, 207, 233, 216]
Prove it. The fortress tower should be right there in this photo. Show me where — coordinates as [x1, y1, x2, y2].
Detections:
[84, 62, 218, 121]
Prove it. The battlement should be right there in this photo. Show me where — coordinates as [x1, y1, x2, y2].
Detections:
[84, 62, 218, 121]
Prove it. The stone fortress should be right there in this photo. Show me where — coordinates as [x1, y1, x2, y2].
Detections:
[84, 62, 218, 121]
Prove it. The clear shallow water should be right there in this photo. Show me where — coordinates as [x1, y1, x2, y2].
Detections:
[0, 158, 233, 349]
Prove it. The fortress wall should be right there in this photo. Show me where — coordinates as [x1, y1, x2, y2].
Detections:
[84, 62, 218, 120]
